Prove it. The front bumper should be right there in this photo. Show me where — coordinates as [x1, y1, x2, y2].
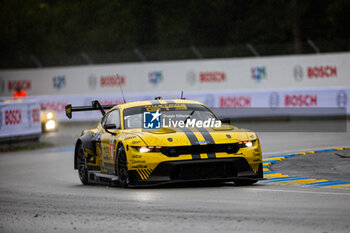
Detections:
[128, 157, 263, 186]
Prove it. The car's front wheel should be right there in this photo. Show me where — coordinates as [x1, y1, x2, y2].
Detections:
[77, 144, 89, 185]
[116, 145, 129, 187]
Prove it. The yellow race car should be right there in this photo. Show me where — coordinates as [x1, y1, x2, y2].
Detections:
[65, 98, 263, 187]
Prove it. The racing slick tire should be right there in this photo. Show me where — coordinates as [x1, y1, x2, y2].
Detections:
[116, 145, 129, 188]
[77, 144, 89, 185]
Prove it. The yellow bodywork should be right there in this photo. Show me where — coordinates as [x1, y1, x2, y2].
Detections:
[81, 99, 262, 180]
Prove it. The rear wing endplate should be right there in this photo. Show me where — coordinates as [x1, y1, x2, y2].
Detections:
[65, 100, 114, 119]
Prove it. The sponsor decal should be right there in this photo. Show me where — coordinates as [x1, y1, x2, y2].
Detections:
[251, 66, 266, 82]
[307, 66, 337, 78]
[110, 137, 114, 161]
[219, 96, 251, 108]
[40, 101, 67, 113]
[336, 90, 347, 108]
[32, 108, 40, 123]
[200, 72, 226, 83]
[5, 109, 22, 125]
[100, 75, 125, 87]
[284, 94, 317, 107]
[293, 65, 303, 81]
[148, 71, 163, 86]
[269, 92, 280, 108]
[8, 80, 31, 91]
[145, 104, 187, 112]
[53, 75, 66, 90]
[88, 74, 98, 90]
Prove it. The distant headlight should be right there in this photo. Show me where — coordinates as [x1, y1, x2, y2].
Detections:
[45, 119, 56, 130]
[46, 112, 53, 119]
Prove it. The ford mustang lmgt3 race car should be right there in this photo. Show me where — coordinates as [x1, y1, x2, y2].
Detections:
[65, 98, 263, 187]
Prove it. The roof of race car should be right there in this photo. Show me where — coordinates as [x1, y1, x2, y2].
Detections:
[111, 99, 203, 110]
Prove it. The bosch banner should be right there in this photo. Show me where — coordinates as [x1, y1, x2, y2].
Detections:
[0, 101, 41, 138]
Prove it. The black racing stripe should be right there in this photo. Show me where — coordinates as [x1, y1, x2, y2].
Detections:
[197, 127, 216, 159]
[149, 100, 161, 105]
[179, 128, 201, 160]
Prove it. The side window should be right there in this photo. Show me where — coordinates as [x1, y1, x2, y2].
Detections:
[103, 109, 121, 129]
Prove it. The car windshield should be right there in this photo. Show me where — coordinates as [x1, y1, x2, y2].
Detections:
[123, 103, 217, 129]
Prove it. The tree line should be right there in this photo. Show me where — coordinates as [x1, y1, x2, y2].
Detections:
[1, 0, 349, 67]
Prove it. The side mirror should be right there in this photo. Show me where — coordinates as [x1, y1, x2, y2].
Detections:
[104, 124, 117, 135]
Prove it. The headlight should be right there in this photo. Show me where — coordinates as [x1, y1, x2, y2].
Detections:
[46, 112, 53, 119]
[135, 146, 162, 153]
[139, 147, 151, 153]
[238, 140, 254, 148]
[45, 119, 56, 130]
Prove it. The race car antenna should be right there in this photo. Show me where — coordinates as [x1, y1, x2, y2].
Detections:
[117, 74, 126, 103]
[181, 91, 186, 99]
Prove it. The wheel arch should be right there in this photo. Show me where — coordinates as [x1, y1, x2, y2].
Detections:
[74, 132, 96, 170]
[115, 141, 125, 158]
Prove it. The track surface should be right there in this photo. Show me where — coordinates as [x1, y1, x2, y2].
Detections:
[1, 121, 350, 233]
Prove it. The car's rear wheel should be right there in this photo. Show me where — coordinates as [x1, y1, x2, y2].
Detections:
[77, 144, 89, 185]
[233, 179, 258, 186]
[117, 145, 129, 187]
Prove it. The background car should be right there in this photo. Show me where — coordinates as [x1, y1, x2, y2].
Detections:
[41, 109, 57, 132]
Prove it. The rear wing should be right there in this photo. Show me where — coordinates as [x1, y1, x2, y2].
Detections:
[65, 100, 114, 119]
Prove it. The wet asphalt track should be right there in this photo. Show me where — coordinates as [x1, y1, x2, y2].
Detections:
[1, 121, 350, 233]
